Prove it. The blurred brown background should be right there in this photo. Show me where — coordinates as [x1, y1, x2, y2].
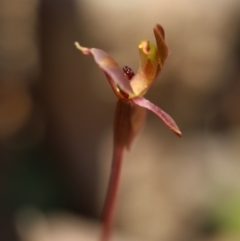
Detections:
[1, 0, 240, 240]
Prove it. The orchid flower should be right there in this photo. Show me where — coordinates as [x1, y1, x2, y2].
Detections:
[75, 24, 181, 241]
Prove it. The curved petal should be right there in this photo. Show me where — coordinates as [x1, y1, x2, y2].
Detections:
[154, 24, 168, 68]
[128, 101, 147, 149]
[129, 24, 169, 97]
[129, 40, 159, 97]
[131, 97, 181, 137]
[75, 42, 134, 96]
[114, 100, 146, 150]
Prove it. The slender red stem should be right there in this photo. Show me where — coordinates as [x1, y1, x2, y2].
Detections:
[100, 99, 132, 241]
[100, 146, 124, 241]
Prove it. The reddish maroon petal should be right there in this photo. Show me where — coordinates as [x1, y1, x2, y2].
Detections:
[75, 43, 134, 96]
[153, 24, 168, 68]
[113, 100, 133, 148]
[113, 100, 146, 149]
[128, 101, 147, 149]
[132, 97, 182, 137]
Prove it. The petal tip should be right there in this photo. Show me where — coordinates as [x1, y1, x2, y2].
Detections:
[138, 41, 150, 54]
[75, 42, 91, 55]
[154, 24, 165, 39]
[131, 97, 181, 137]
[153, 24, 168, 67]
[173, 129, 182, 137]
[169, 123, 182, 137]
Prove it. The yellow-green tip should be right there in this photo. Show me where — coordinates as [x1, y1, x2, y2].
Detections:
[75, 42, 91, 55]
